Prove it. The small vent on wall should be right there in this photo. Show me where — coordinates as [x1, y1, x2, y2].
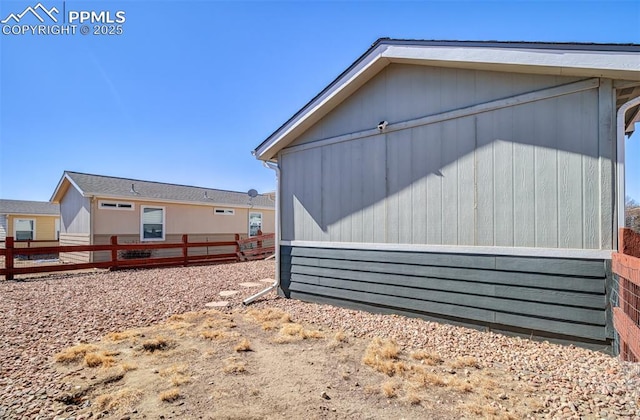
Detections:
[214, 208, 234, 215]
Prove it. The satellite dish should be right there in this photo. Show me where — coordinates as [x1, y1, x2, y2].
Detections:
[247, 189, 258, 198]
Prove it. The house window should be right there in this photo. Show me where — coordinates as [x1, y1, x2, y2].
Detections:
[141, 206, 165, 241]
[55, 219, 60, 240]
[214, 208, 235, 215]
[249, 212, 262, 237]
[14, 219, 35, 240]
[99, 201, 134, 210]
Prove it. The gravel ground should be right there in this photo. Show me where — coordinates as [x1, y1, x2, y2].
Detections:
[0, 260, 639, 419]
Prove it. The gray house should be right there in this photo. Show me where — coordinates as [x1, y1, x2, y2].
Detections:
[252, 40, 640, 342]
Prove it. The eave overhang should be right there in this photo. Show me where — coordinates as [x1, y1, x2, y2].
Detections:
[254, 39, 640, 161]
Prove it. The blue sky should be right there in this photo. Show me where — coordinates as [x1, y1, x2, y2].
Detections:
[1, 0, 639, 201]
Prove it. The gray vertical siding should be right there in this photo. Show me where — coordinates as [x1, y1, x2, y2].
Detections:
[291, 65, 582, 147]
[60, 186, 91, 235]
[279, 65, 613, 251]
[280, 245, 609, 341]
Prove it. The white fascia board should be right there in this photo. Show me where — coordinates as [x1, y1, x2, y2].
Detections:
[383, 45, 640, 80]
[255, 44, 390, 161]
[50, 173, 85, 202]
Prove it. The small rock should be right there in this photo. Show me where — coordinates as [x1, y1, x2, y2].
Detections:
[320, 391, 330, 400]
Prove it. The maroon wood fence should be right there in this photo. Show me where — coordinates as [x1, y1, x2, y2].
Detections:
[612, 228, 640, 362]
[236, 232, 275, 261]
[0, 233, 274, 280]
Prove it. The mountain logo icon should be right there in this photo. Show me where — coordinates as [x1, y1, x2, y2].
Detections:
[1, 3, 59, 24]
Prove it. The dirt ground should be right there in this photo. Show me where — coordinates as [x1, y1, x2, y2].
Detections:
[52, 307, 543, 420]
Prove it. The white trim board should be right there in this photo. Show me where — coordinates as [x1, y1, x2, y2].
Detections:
[281, 240, 613, 260]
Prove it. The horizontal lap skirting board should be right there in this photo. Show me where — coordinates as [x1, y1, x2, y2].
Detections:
[279, 244, 610, 341]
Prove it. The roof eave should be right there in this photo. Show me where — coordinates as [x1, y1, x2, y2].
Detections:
[50, 172, 88, 203]
[255, 41, 640, 161]
[88, 193, 275, 210]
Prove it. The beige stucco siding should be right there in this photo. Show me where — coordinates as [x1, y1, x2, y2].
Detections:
[93, 199, 275, 238]
[7, 214, 60, 241]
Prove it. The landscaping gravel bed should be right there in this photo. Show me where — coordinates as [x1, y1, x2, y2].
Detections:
[0, 260, 638, 419]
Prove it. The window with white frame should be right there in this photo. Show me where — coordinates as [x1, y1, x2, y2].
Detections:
[99, 201, 134, 210]
[214, 208, 235, 215]
[14, 218, 35, 240]
[248, 212, 262, 237]
[141, 206, 165, 241]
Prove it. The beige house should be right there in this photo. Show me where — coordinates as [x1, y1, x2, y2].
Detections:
[50, 171, 275, 262]
[0, 199, 60, 244]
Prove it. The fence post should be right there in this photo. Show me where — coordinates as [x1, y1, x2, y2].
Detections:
[257, 230, 263, 250]
[5, 237, 14, 280]
[235, 234, 241, 262]
[111, 236, 118, 268]
[182, 234, 188, 266]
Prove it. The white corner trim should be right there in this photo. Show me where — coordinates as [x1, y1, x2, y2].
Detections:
[281, 240, 613, 260]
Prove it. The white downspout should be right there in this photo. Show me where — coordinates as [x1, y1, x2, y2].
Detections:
[243, 160, 280, 305]
[616, 96, 640, 250]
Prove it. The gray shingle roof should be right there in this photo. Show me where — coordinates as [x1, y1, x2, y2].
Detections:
[64, 172, 274, 208]
[0, 199, 59, 215]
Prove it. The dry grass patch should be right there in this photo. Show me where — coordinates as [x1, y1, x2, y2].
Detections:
[404, 390, 422, 405]
[449, 356, 480, 369]
[273, 323, 324, 343]
[448, 378, 474, 393]
[201, 317, 235, 330]
[333, 330, 348, 343]
[246, 308, 291, 330]
[329, 330, 349, 348]
[223, 357, 247, 374]
[159, 364, 192, 386]
[94, 388, 143, 411]
[168, 310, 217, 324]
[54, 344, 99, 364]
[381, 381, 400, 398]
[160, 364, 188, 377]
[84, 352, 116, 368]
[159, 388, 182, 403]
[141, 336, 170, 352]
[200, 329, 231, 340]
[410, 350, 443, 365]
[409, 367, 447, 388]
[234, 338, 252, 352]
[119, 362, 138, 372]
[106, 330, 141, 342]
[362, 337, 407, 376]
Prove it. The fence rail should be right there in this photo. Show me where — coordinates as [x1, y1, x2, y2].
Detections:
[0, 233, 274, 280]
[0, 239, 60, 248]
[612, 228, 640, 362]
[236, 232, 275, 261]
